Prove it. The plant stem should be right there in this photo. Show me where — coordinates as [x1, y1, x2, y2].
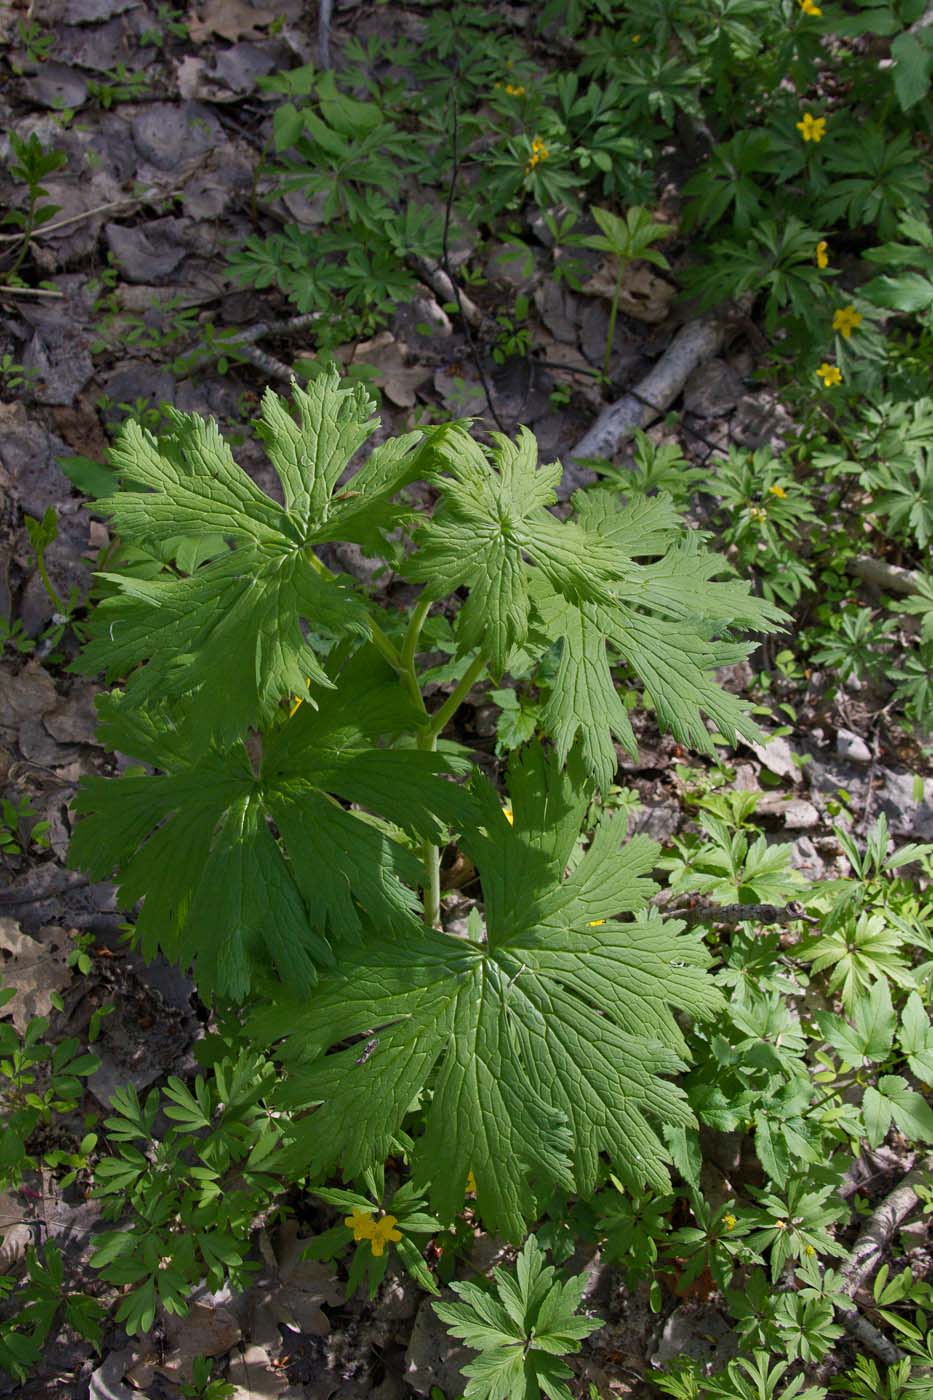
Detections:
[401, 592, 432, 717]
[602, 259, 626, 383]
[419, 724, 442, 930]
[35, 550, 61, 612]
[417, 651, 486, 929]
[5, 191, 37, 285]
[305, 547, 405, 672]
[425, 652, 486, 741]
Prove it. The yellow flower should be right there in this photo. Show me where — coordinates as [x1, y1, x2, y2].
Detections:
[817, 362, 842, 387]
[345, 1207, 376, 1242]
[796, 112, 826, 142]
[805, 1244, 816, 1256]
[368, 1214, 402, 1257]
[502, 806, 514, 825]
[815, 240, 829, 269]
[723, 1214, 737, 1231]
[768, 484, 787, 497]
[466, 1170, 477, 1195]
[504, 83, 526, 97]
[799, 0, 821, 14]
[832, 304, 862, 338]
[748, 506, 767, 522]
[775, 1219, 787, 1230]
[525, 137, 549, 173]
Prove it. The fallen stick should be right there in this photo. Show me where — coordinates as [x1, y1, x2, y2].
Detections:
[662, 899, 817, 929]
[0, 285, 64, 299]
[408, 255, 489, 333]
[848, 556, 925, 597]
[556, 310, 736, 500]
[814, 1154, 933, 1380]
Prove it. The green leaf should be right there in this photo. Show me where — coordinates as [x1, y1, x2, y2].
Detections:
[890, 30, 933, 111]
[817, 980, 895, 1063]
[75, 372, 437, 748]
[266, 746, 719, 1237]
[433, 1236, 601, 1400]
[898, 992, 933, 1081]
[407, 427, 623, 674]
[874, 1074, 933, 1143]
[531, 493, 784, 788]
[69, 658, 470, 1001]
[862, 271, 933, 313]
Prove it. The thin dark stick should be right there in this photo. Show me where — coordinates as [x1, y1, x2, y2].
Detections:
[441, 61, 507, 434]
[663, 899, 818, 928]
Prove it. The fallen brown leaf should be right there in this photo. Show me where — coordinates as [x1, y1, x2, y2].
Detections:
[187, 0, 281, 44]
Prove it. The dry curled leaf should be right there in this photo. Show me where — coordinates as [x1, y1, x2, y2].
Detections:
[582, 259, 676, 324]
[249, 1220, 342, 1349]
[351, 332, 433, 408]
[228, 1343, 289, 1400]
[156, 1303, 242, 1382]
[0, 919, 72, 1031]
[187, 0, 280, 43]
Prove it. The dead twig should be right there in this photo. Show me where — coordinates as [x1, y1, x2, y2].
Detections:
[318, 0, 333, 68]
[0, 285, 64, 299]
[0, 199, 136, 245]
[849, 556, 925, 598]
[662, 899, 817, 928]
[813, 1154, 933, 1381]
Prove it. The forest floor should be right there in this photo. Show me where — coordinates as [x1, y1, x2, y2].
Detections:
[1, 0, 931, 1396]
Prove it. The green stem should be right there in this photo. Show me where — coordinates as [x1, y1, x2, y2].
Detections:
[602, 260, 626, 383]
[401, 592, 432, 717]
[6, 195, 37, 286]
[418, 651, 486, 928]
[305, 547, 404, 672]
[35, 550, 61, 612]
[425, 652, 486, 741]
[419, 726, 442, 929]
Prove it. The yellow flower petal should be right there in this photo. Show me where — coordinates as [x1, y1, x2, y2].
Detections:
[832, 305, 861, 338]
[815, 240, 829, 269]
[345, 1208, 376, 1242]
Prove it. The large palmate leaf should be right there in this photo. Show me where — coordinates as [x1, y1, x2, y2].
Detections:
[263, 747, 721, 1237]
[532, 489, 786, 789]
[69, 650, 470, 1002]
[406, 427, 623, 673]
[75, 372, 445, 747]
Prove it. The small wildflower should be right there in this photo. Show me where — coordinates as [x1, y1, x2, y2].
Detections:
[525, 136, 549, 173]
[368, 1215, 402, 1257]
[799, 0, 822, 14]
[796, 112, 826, 142]
[502, 806, 514, 825]
[768, 484, 788, 498]
[817, 362, 843, 387]
[466, 1170, 477, 1195]
[748, 506, 767, 522]
[775, 1219, 787, 1230]
[504, 83, 526, 97]
[815, 239, 829, 269]
[805, 1244, 816, 1256]
[832, 304, 862, 338]
[723, 1214, 737, 1231]
[345, 1207, 376, 1242]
